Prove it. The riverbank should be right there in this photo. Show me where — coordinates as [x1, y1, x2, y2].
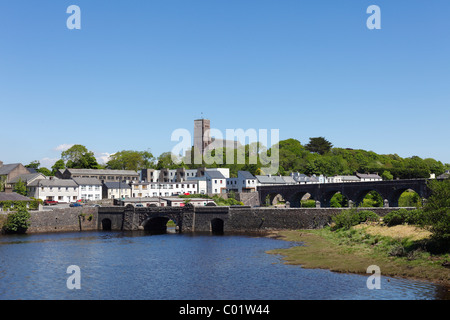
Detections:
[267, 225, 450, 289]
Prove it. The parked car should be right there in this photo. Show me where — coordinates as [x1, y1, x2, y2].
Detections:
[44, 200, 58, 206]
[70, 202, 83, 207]
[135, 204, 144, 207]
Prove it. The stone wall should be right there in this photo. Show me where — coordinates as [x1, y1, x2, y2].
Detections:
[28, 207, 98, 233]
[180, 206, 409, 233]
[235, 192, 260, 207]
[26, 205, 414, 234]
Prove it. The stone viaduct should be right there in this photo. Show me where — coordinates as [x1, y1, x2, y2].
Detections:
[258, 179, 431, 208]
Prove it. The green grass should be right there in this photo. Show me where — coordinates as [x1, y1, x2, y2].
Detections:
[267, 226, 450, 286]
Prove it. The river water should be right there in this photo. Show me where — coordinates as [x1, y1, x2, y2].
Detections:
[0, 230, 448, 300]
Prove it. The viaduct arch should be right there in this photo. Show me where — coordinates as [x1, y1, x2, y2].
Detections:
[258, 179, 430, 208]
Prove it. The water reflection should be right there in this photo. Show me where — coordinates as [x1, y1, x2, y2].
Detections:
[0, 231, 448, 300]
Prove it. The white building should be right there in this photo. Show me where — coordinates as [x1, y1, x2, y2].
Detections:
[102, 181, 132, 199]
[356, 173, 382, 182]
[73, 178, 102, 201]
[163, 197, 216, 207]
[27, 178, 79, 203]
[226, 171, 257, 193]
[328, 175, 360, 183]
[186, 177, 208, 194]
[204, 170, 227, 194]
[131, 181, 200, 198]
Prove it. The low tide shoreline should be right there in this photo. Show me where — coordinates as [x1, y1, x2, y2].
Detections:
[265, 228, 450, 293]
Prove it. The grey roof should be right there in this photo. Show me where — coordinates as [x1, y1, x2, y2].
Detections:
[103, 181, 131, 189]
[281, 176, 296, 184]
[28, 179, 78, 187]
[356, 173, 382, 179]
[292, 173, 310, 182]
[8, 173, 45, 184]
[72, 177, 102, 186]
[65, 168, 139, 176]
[339, 175, 360, 181]
[186, 176, 207, 181]
[0, 192, 32, 202]
[0, 163, 21, 176]
[238, 171, 256, 179]
[437, 173, 450, 180]
[163, 197, 214, 202]
[256, 175, 286, 184]
[205, 171, 226, 179]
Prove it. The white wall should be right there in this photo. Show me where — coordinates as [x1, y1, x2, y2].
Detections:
[79, 184, 102, 201]
[28, 186, 78, 203]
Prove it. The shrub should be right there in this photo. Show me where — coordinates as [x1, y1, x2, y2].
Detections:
[382, 209, 426, 227]
[2, 206, 31, 234]
[388, 244, 407, 257]
[331, 209, 379, 231]
[422, 179, 450, 240]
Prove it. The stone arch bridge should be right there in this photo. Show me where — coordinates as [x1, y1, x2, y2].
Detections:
[98, 205, 229, 234]
[258, 179, 431, 208]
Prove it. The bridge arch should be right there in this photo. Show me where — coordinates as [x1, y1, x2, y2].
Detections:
[143, 216, 172, 234]
[101, 218, 112, 231]
[266, 193, 286, 206]
[389, 187, 423, 208]
[211, 218, 224, 235]
[354, 189, 387, 208]
[323, 190, 350, 208]
[289, 192, 316, 208]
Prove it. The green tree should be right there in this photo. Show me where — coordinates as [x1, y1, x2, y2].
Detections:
[51, 159, 66, 175]
[62, 145, 100, 169]
[37, 167, 52, 176]
[25, 160, 40, 169]
[305, 137, 333, 155]
[61, 145, 88, 163]
[13, 179, 27, 196]
[156, 152, 182, 170]
[381, 170, 393, 180]
[107, 150, 155, 171]
[423, 179, 450, 240]
[3, 205, 31, 234]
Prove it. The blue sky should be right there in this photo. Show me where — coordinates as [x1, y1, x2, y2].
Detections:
[1, 0, 449, 168]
